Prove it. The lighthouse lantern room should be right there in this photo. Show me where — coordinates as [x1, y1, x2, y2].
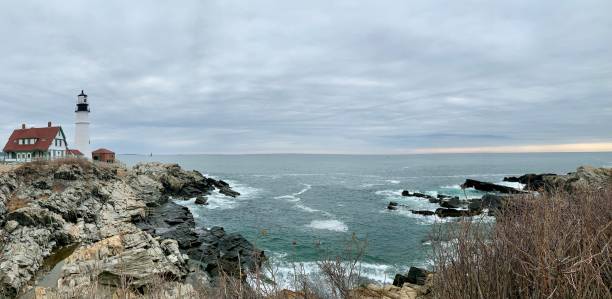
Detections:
[74, 90, 91, 159]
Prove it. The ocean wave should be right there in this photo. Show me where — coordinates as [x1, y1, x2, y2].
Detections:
[295, 204, 334, 217]
[420, 173, 521, 179]
[306, 219, 348, 232]
[174, 179, 259, 211]
[440, 184, 462, 189]
[274, 184, 312, 202]
[392, 209, 456, 225]
[360, 179, 402, 188]
[374, 189, 406, 197]
[392, 209, 497, 226]
[258, 258, 395, 289]
[223, 179, 261, 199]
[175, 191, 237, 210]
[495, 181, 525, 190]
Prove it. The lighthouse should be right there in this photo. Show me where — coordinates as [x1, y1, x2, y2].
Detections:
[74, 90, 91, 159]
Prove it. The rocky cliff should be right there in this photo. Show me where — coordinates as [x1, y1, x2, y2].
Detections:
[0, 159, 258, 298]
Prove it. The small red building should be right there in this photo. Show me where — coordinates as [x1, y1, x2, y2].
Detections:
[92, 148, 115, 163]
[67, 149, 84, 157]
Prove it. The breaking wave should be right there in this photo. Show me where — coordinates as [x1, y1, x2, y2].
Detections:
[306, 219, 348, 232]
[274, 184, 312, 202]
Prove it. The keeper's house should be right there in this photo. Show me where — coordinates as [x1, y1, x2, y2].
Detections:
[2, 122, 79, 162]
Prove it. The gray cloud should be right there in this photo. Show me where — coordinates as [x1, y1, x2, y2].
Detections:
[1, 0, 611, 154]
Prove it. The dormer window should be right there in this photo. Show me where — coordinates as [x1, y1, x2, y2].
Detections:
[19, 138, 37, 145]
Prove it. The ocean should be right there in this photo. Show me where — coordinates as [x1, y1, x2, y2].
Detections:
[120, 152, 612, 284]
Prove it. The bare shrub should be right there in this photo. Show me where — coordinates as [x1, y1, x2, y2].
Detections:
[316, 233, 368, 299]
[431, 187, 612, 299]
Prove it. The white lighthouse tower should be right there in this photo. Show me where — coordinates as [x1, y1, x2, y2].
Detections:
[74, 90, 91, 159]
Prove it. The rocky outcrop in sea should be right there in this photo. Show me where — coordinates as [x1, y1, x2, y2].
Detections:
[0, 160, 259, 298]
[389, 166, 612, 218]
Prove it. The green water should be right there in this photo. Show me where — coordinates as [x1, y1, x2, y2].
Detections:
[120, 152, 612, 283]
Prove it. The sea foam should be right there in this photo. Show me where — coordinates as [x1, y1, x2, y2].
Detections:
[260, 255, 395, 289]
[274, 184, 312, 202]
[306, 219, 348, 232]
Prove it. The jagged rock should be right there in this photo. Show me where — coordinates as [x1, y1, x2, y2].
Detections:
[4, 220, 18, 233]
[53, 164, 83, 181]
[440, 196, 462, 208]
[135, 201, 199, 250]
[402, 191, 436, 200]
[195, 196, 208, 205]
[435, 208, 481, 218]
[468, 194, 511, 211]
[188, 226, 265, 279]
[0, 160, 249, 296]
[410, 210, 435, 216]
[387, 201, 398, 210]
[461, 179, 525, 194]
[352, 283, 419, 299]
[57, 231, 189, 292]
[393, 267, 431, 286]
[504, 173, 556, 191]
[543, 166, 612, 191]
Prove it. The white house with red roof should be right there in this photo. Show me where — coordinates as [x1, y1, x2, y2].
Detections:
[2, 122, 73, 162]
[3, 90, 96, 162]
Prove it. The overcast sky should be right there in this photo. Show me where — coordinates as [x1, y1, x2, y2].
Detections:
[1, 1, 611, 154]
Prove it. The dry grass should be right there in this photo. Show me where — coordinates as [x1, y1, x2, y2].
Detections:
[6, 193, 30, 212]
[0, 163, 17, 174]
[431, 187, 612, 299]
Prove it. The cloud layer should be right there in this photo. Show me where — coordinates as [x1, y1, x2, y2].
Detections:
[1, 0, 611, 154]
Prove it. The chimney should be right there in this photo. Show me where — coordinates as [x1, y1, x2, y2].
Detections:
[21, 124, 25, 129]
[48, 121, 52, 127]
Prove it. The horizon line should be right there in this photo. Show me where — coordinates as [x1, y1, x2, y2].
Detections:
[115, 142, 612, 156]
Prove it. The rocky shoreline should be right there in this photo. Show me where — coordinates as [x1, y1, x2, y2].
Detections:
[1, 160, 610, 299]
[0, 160, 260, 298]
[387, 166, 612, 218]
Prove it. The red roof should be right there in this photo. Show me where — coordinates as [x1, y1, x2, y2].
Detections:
[92, 148, 114, 154]
[67, 149, 83, 156]
[3, 126, 63, 152]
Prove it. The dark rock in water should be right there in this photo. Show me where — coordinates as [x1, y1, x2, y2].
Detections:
[461, 179, 525, 194]
[393, 267, 431, 286]
[440, 201, 459, 209]
[504, 173, 556, 191]
[410, 210, 435, 216]
[393, 273, 409, 287]
[428, 197, 441, 204]
[387, 201, 399, 210]
[435, 208, 481, 217]
[402, 191, 436, 200]
[195, 196, 208, 205]
[219, 188, 240, 198]
[468, 194, 513, 212]
[208, 178, 241, 198]
[440, 196, 463, 208]
[136, 201, 262, 280]
[188, 226, 265, 278]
